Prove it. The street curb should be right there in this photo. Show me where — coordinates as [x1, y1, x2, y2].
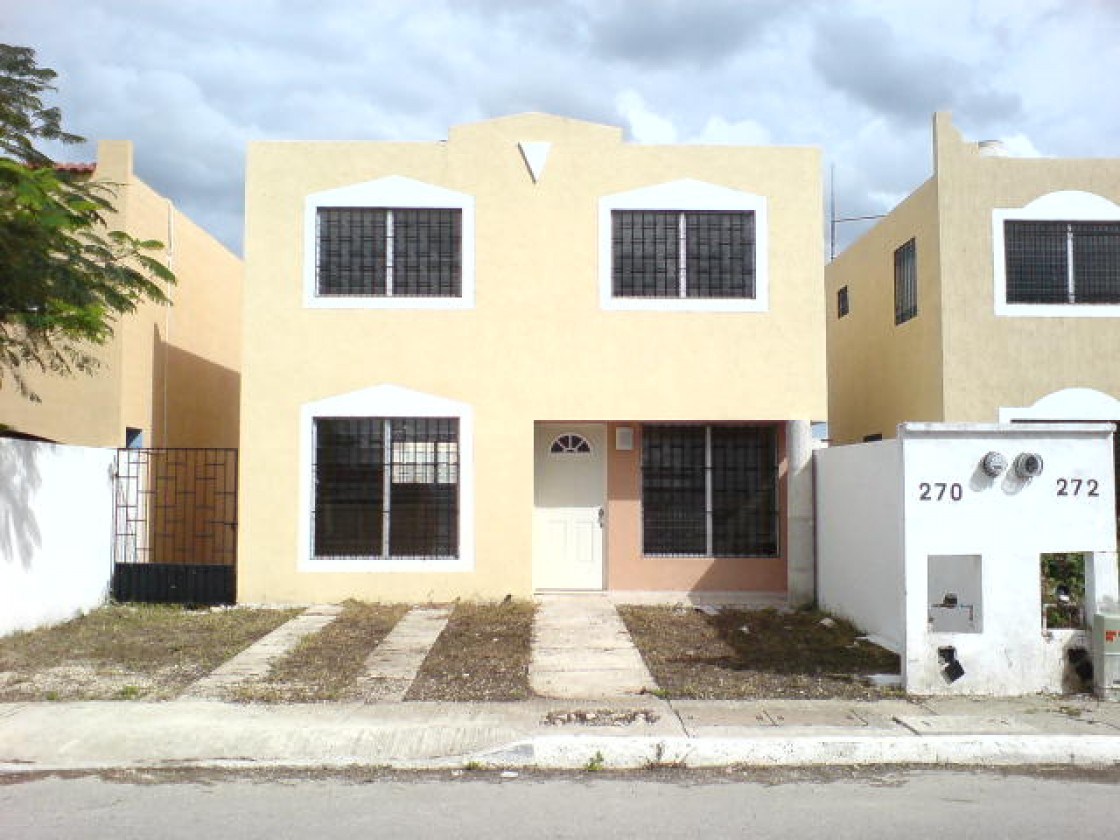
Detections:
[4, 734, 1120, 774]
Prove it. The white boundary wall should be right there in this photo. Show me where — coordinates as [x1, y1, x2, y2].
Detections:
[815, 441, 905, 652]
[0, 439, 114, 637]
[816, 423, 1119, 695]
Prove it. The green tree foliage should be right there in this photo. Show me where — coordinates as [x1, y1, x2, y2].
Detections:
[0, 44, 174, 401]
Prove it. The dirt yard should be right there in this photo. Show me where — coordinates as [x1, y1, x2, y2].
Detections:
[618, 605, 901, 700]
[0, 601, 900, 702]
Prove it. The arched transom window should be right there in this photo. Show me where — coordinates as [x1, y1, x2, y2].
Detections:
[550, 433, 592, 454]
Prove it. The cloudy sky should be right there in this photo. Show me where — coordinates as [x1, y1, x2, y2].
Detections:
[3, 0, 1117, 256]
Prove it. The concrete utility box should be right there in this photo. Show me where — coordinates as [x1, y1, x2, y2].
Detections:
[1094, 613, 1120, 700]
[815, 423, 1119, 696]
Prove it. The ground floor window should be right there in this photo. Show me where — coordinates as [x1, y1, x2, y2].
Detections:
[641, 424, 778, 557]
[312, 416, 458, 559]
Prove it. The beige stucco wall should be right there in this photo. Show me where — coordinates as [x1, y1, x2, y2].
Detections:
[825, 177, 945, 444]
[240, 113, 825, 603]
[0, 141, 242, 448]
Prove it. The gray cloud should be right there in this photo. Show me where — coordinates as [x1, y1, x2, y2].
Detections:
[0, 0, 1113, 257]
[811, 13, 1021, 125]
[588, 0, 799, 68]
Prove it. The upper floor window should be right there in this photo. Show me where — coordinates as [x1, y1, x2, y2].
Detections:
[317, 208, 461, 298]
[1005, 221, 1120, 304]
[599, 179, 769, 313]
[894, 238, 917, 325]
[837, 285, 850, 318]
[612, 210, 755, 300]
[304, 176, 475, 310]
[993, 191, 1120, 319]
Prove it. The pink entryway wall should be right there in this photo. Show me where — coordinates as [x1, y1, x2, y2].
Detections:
[604, 422, 789, 593]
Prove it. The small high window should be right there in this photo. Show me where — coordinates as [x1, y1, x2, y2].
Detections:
[837, 286, 850, 318]
[894, 238, 917, 325]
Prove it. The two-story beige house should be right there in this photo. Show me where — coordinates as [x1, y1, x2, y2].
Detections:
[239, 114, 826, 604]
[827, 113, 1120, 464]
[0, 140, 243, 449]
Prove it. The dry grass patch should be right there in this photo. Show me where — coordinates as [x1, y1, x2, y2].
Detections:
[0, 604, 300, 701]
[407, 600, 535, 702]
[236, 601, 409, 702]
[619, 606, 901, 701]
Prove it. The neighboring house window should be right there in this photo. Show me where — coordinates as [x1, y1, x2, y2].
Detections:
[994, 191, 1120, 318]
[641, 424, 778, 558]
[894, 238, 917, 324]
[837, 286, 850, 318]
[599, 179, 769, 312]
[1004, 221, 1120, 304]
[316, 208, 461, 298]
[304, 176, 475, 310]
[312, 416, 459, 560]
[611, 210, 755, 299]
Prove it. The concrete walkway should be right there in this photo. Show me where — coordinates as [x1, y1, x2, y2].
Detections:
[181, 605, 343, 700]
[530, 594, 656, 698]
[355, 606, 452, 703]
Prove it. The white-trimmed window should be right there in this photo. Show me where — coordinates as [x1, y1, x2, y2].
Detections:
[299, 384, 474, 573]
[316, 208, 461, 298]
[314, 417, 458, 560]
[304, 176, 475, 310]
[600, 179, 769, 312]
[994, 191, 1120, 318]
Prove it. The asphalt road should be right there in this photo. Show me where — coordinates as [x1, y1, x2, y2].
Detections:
[4, 767, 1120, 838]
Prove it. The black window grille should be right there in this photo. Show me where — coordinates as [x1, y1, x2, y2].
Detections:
[837, 286, 850, 318]
[894, 238, 917, 324]
[1006, 220, 1120, 304]
[313, 416, 458, 559]
[316, 208, 461, 297]
[641, 424, 778, 558]
[612, 210, 755, 299]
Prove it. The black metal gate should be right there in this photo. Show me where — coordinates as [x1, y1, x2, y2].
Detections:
[112, 448, 238, 605]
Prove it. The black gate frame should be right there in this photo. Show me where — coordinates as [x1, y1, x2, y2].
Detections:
[111, 448, 238, 605]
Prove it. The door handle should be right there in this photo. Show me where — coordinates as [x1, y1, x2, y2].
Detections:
[598, 507, 605, 527]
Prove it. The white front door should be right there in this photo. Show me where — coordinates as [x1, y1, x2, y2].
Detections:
[533, 423, 606, 590]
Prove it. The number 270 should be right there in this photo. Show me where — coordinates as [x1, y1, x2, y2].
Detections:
[918, 482, 963, 501]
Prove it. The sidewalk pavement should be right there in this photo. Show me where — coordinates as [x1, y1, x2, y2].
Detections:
[3, 694, 1120, 773]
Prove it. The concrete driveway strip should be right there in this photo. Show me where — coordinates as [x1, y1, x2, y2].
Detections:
[180, 605, 343, 700]
[355, 605, 452, 702]
[531, 595, 656, 698]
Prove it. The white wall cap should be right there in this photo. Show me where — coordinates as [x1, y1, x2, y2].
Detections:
[898, 421, 1115, 438]
[998, 388, 1120, 423]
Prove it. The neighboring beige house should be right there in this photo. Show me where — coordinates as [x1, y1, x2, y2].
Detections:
[0, 141, 243, 449]
[240, 113, 826, 604]
[827, 113, 1120, 453]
